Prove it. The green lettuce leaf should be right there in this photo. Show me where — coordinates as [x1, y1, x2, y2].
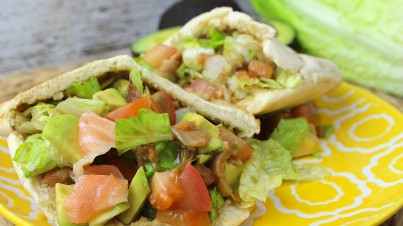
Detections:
[66, 76, 100, 99]
[296, 165, 331, 182]
[115, 108, 173, 154]
[239, 77, 284, 91]
[199, 27, 226, 49]
[251, 0, 403, 97]
[176, 36, 201, 50]
[239, 138, 296, 208]
[248, 139, 297, 180]
[15, 103, 55, 134]
[155, 141, 181, 171]
[239, 151, 283, 208]
[275, 70, 302, 89]
[53, 98, 109, 117]
[13, 134, 69, 177]
[129, 67, 144, 94]
[270, 117, 309, 155]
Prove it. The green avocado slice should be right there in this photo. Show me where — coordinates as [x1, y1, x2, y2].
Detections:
[131, 26, 181, 53]
[117, 167, 150, 224]
[89, 202, 130, 226]
[55, 183, 85, 226]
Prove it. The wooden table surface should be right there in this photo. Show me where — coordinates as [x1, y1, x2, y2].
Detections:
[0, 48, 402, 225]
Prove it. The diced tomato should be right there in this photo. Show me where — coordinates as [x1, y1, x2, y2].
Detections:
[157, 209, 210, 226]
[219, 128, 254, 161]
[64, 174, 128, 223]
[43, 167, 72, 187]
[105, 97, 151, 121]
[171, 163, 211, 211]
[290, 103, 315, 124]
[248, 60, 274, 78]
[152, 90, 176, 125]
[144, 44, 177, 69]
[233, 145, 254, 162]
[84, 165, 124, 179]
[235, 70, 250, 80]
[149, 168, 183, 210]
[198, 53, 211, 66]
[186, 78, 216, 98]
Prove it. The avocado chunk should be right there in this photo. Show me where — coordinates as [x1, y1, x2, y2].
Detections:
[269, 20, 295, 45]
[112, 79, 131, 97]
[180, 113, 223, 153]
[117, 167, 150, 224]
[53, 98, 109, 117]
[93, 88, 128, 110]
[197, 154, 212, 165]
[199, 137, 223, 154]
[131, 26, 181, 53]
[180, 113, 219, 138]
[43, 115, 82, 164]
[89, 202, 130, 226]
[56, 183, 84, 226]
[225, 159, 243, 189]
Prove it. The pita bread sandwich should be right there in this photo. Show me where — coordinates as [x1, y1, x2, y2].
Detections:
[140, 7, 342, 115]
[136, 7, 342, 158]
[0, 55, 300, 226]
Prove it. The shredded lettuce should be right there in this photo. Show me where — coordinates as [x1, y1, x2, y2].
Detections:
[275, 70, 302, 89]
[13, 134, 69, 177]
[115, 109, 173, 154]
[296, 165, 331, 182]
[270, 117, 309, 155]
[176, 36, 201, 50]
[199, 27, 226, 49]
[209, 187, 225, 225]
[155, 141, 181, 171]
[66, 76, 100, 99]
[52, 98, 109, 117]
[239, 138, 296, 208]
[15, 103, 55, 134]
[239, 77, 284, 91]
[129, 67, 144, 94]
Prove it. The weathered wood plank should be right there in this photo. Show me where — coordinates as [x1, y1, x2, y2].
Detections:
[0, 0, 178, 74]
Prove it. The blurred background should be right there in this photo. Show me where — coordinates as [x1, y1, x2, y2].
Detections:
[0, 0, 254, 74]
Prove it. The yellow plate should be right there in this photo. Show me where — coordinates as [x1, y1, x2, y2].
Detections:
[1, 82, 402, 226]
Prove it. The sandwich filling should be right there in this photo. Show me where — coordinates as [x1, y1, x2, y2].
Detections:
[10, 67, 312, 226]
[138, 28, 302, 104]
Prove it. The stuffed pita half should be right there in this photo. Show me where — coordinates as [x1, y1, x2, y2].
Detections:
[0, 55, 285, 226]
[139, 7, 342, 116]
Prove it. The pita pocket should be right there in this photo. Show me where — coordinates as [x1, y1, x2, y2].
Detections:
[140, 7, 342, 116]
[0, 55, 268, 226]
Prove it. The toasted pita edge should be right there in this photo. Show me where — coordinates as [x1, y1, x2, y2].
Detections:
[0, 55, 134, 138]
[164, 7, 343, 115]
[1, 55, 253, 226]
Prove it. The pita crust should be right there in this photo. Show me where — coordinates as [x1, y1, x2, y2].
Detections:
[0, 55, 252, 226]
[164, 7, 343, 115]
